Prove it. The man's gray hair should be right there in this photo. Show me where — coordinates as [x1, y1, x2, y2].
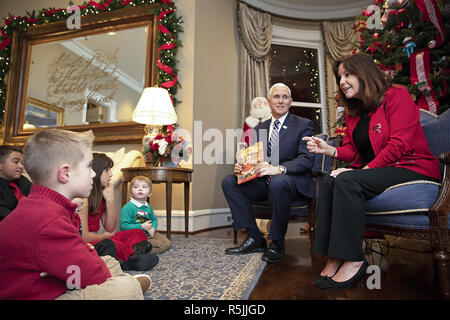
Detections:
[268, 83, 291, 97]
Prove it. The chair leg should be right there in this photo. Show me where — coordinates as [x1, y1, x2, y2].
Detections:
[232, 222, 237, 244]
[307, 225, 315, 253]
[433, 250, 450, 299]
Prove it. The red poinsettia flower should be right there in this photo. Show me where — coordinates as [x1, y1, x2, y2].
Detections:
[150, 143, 159, 152]
[143, 128, 192, 166]
[166, 124, 174, 133]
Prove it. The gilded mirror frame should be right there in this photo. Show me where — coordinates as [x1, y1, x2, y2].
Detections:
[1, 4, 159, 145]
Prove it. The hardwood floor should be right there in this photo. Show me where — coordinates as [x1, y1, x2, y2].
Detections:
[189, 225, 445, 300]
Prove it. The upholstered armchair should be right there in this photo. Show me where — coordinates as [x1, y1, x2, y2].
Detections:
[363, 109, 450, 299]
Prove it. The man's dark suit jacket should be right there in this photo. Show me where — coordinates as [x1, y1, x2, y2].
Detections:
[252, 112, 315, 198]
[0, 175, 32, 222]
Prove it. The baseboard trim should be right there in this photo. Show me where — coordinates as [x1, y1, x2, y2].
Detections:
[153, 208, 232, 233]
[158, 225, 233, 236]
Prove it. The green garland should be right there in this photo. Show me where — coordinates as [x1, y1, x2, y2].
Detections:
[0, 0, 183, 126]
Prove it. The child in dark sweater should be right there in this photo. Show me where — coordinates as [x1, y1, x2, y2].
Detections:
[0, 145, 31, 221]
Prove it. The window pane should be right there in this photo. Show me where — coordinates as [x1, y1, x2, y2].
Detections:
[289, 106, 322, 135]
[269, 45, 320, 103]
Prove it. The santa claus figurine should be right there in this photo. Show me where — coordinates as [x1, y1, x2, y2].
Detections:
[242, 97, 272, 146]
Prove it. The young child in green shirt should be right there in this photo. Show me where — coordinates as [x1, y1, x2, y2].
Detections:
[120, 176, 171, 254]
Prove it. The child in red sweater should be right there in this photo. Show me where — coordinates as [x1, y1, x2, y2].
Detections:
[0, 129, 150, 299]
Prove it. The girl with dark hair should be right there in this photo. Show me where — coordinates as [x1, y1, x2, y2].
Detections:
[74, 153, 159, 271]
[303, 53, 440, 290]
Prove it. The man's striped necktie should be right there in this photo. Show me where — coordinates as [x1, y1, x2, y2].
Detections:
[265, 119, 280, 184]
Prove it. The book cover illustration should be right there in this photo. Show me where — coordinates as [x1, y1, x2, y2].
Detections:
[236, 141, 264, 184]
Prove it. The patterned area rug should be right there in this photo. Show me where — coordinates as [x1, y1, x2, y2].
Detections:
[128, 235, 266, 300]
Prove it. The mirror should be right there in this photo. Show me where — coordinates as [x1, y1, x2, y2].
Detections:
[2, 4, 159, 145]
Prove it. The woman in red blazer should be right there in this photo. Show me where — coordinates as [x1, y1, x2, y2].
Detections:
[303, 53, 441, 291]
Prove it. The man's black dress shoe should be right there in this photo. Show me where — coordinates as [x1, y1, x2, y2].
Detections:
[262, 240, 285, 263]
[225, 236, 267, 255]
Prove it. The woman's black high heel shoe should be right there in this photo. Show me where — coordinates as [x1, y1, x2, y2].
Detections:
[316, 259, 368, 290]
[314, 260, 343, 288]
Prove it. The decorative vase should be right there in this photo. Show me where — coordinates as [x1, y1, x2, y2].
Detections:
[160, 159, 179, 167]
[145, 160, 160, 167]
[144, 153, 160, 167]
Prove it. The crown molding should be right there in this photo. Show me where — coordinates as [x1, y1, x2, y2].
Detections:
[243, 0, 373, 20]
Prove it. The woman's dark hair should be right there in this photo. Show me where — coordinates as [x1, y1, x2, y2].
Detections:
[88, 153, 114, 214]
[333, 53, 390, 117]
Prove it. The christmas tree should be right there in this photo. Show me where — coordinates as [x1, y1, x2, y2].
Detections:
[355, 0, 449, 115]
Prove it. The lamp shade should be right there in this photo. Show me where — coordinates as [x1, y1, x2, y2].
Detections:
[132, 87, 177, 125]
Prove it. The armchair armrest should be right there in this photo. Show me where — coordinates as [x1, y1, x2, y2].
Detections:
[439, 152, 450, 165]
[428, 151, 450, 225]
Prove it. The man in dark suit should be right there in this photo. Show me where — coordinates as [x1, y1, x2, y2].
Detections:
[222, 83, 314, 263]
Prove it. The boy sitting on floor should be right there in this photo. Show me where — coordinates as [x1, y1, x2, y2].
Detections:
[0, 129, 150, 300]
[120, 176, 171, 254]
[0, 145, 31, 222]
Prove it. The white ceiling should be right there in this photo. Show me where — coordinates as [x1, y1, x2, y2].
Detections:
[243, 0, 373, 20]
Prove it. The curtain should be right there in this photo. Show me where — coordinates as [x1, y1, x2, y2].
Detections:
[322, 20, 358, 62]
[322, 20, 358, 134]
[236, 2, 272, 125]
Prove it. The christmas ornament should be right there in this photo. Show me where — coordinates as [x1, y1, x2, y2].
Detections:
[380, 9, 393, 29]
[387, 0, 408, 8]
[415, 0, 446, 48]
[427, 40, 436, 49]
[354, 20, 368, 32]
[410, 50, 439, 114]
[402, 37, 416, 58]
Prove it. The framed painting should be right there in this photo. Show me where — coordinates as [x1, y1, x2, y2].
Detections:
[23, 97, 64, 129]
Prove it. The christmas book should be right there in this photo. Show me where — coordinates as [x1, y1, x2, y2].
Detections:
[236, 141, 264, 184]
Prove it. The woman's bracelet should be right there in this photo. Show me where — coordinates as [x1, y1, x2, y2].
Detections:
[331, 148, 337, 158]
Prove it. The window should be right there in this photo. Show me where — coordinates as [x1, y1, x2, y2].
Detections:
[269, 25, 327, 134]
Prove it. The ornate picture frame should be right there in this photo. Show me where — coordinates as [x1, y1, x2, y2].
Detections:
[23, 97, 64, 129]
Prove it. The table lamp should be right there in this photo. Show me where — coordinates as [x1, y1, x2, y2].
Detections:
[132, 87, 177, 149]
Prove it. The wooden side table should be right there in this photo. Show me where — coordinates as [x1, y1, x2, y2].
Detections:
[121, 166, 193, 240]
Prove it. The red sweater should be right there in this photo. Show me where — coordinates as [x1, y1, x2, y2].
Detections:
[0, 185, 111, 300]
[337, 85, 441, 181]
